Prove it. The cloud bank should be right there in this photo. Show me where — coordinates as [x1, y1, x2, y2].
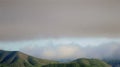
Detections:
[21, 42, 120, 60]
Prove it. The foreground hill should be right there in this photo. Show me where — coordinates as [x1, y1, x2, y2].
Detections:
[0, 50, 57, 67]
[43, 58, 111, 67]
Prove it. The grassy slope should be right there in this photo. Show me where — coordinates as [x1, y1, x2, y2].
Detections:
[42, 58, 111, 67]
[0, 50, 58, 67]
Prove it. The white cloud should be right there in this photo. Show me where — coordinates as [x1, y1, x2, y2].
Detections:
[20, 41, 120, 60]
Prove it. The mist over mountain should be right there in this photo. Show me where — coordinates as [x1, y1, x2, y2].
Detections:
[0, 50, 111, 67]
[43, 58, 111, 67]
[20, 42, 120, 61]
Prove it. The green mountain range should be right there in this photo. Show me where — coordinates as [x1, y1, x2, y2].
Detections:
[0, 50, 57, 67]
[43, 58, 111, 67]
[0, 50, 111, 67]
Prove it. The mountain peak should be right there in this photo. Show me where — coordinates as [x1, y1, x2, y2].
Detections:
[0, 50, 57, 67]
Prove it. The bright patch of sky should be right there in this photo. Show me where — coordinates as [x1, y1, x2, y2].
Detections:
[0, 38, 120, 51]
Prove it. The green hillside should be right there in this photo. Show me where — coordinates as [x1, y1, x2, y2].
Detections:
[0, 50, 57, 67]
[42, 58, 111, 67]
[0, 50, 111, 67]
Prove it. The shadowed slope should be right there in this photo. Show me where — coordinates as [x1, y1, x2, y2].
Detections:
[0, 50, 57, 67]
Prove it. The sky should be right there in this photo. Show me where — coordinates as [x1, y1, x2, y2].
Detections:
[0, 0, 120, 60]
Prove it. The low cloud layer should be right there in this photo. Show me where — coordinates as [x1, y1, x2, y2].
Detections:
[21, 42, 120, 60]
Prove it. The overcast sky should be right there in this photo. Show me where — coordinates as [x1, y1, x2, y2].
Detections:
[0, 0, 120, 41]
[0, 0, 120, 60]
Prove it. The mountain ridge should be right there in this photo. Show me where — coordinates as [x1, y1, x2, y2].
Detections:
[0, 50, 112, 67]
[43, 58, 111, 67]
[0, 50, 58, 67]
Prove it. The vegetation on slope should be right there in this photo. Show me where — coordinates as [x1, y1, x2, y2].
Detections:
[0, 50, 57, 67]
[42, 58, 111, 67]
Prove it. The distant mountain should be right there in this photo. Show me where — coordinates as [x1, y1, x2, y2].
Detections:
[104, 59, 120, 67]
[0, 50, 57, 67]
[43, 58, 111, 67]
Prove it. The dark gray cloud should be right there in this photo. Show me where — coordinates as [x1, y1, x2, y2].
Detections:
[0, 0, 120, 41]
